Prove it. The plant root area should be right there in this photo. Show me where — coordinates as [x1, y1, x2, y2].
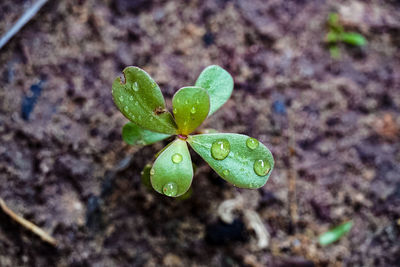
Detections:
[0, 0, 399, 266]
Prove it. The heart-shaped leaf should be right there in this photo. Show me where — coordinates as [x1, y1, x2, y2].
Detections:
[122, 122, 170, 145]
[172, 86, 210, 135]
[112, 66, 177, 134]
[150, 139, 193, 197]
[187, 133, 274, 188]
[195, 65, 233, 115]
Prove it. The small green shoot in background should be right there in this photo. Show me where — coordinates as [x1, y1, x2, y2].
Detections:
[325, 13, 367, 59]
[112, 65, 274, 197]
[319, 220, 353, 246]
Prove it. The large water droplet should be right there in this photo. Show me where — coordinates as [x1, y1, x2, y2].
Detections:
[171, 153, 183, 164]
[253, 159, 271, 176]
[222, 169, 230, 177]
[119, 96, 124, 102]
[190, 107, 196, 114]
[211, 139, 230, 160]
[129, 95, 134, 101]
[124, 106, 129, 112]
[132, 82, 139, 92]
[246, 137, 259, 150]
[163, 182, 178, 197]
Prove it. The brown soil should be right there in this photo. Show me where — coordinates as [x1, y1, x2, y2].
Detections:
[0, 0, 399, 266]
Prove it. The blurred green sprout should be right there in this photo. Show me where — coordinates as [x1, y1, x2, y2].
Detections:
[112, 65, 274, 197]
[318, 220, 353, 246]
[326, 13, 367, 58]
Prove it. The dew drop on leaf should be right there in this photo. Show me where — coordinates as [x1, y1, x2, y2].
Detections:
[253, 159, 271, 176]
[124, 106, 129, 112]
[246, 137, 259, 150]
[129, 95, 134, 101]
[150, 168, 155, 176]
[171, 153, 183, 164]
[185, 100, 189, 105]
[132, 81, 139, 92]
[191, 107, 196, 114]
[223, 169, 230, 176]
[134, 101, 139, 106]
[163, 182, 178, 197]
[173, 108, 177, 114]
[211, 139, 230, 160]
[119, 96, 124, 102]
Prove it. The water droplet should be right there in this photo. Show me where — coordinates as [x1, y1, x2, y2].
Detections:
[124, 106, 129, 112]
[253, 159, 271, 176]
[196, 99, 200, 104]
[246, 137, 259, 150]
[129, 95, 134, 101]
[163, 182, 178, 197]
[222, 169, 230, 176]
[119, 96, 124, 102]
[132, 82, 139, 91]
[185, 100, 189, 105]
[190, 107, 196, 114]
[211, 139, 230, 160]
[150, 117, 154, 121]
[150, 168, 155, 176]
[171, 153, 183, 164]
[173, 108, 177, 114]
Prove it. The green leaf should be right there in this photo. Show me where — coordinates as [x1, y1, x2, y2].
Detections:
[329, 45, 341, 59]
[172, 86, 210, 135]
[140, 163, 153, 190]
[112, 66, 177, 134]
[328, 13, 343, 33]
[340, 32, 367, 46]
[195, 65, 234, 116]
[319, 221, 353, 246]
[325, 31, 339, 43]
[122, 122, 170, 145]
[150, 139, 193, 197]
[187, 133, 274, 188]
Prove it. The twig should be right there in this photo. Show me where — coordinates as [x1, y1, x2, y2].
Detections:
[0, 0, 48, 50]
[0, 198, 57, 246]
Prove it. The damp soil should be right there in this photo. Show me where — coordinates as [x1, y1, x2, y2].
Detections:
[0, 0, 400, 266]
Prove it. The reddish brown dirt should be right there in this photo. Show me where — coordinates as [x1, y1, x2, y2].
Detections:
[0, 0, 399, 266]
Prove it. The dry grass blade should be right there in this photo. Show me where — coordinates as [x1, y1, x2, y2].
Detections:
[0, 198, 57, 246]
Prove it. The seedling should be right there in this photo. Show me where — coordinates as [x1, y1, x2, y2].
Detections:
[325, 13, 367, 58]
[112, 65, 274, 197]
[318, 220, 353, 246]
